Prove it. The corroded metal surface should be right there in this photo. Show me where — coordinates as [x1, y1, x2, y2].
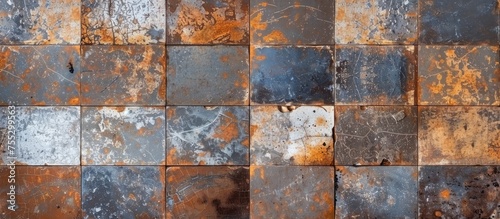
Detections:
[335, 166, 418, 218]
[167, 106, 249, 165]
[250, 46, 334, 105]
[166, 167, 249, 218]
[335, 45, 416, 105]
[82, 166, 165, 218]
[82, 107, 165, 165]
[250, 106, 334, 165]
[335, 106, 418, 166]
[167, 46, 249, 105]
[81, 45, 166, 105]
[250, 166, 335, 218]
[0, 46, 80, 105]
[250, 0, 335, 44]
[419, 166, 500, 218]
[418, 46, 500, 105]
[419, 106, 500, 165]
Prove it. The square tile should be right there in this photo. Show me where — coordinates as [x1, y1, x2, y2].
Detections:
[335, 106, 417, 165]
[335, 0, 418, 44]
[81, 45, 166, 105]
[82, 166, 165, 218]
[250, 106, 334, 165]
[166, 167, 249, 218]
[167, 46, 249, 105]
[335, 46, 416, 105]
[419, 106, 500, 165]
[0, 46, 80, 105]
[167, 0, 249, 44]
[250, 0, 334, 44]
[167, 106, 249, 165]
[82, 0, 165, 44]
[82, 107, 165, 165]
[250, 166, 335, 218]
[250, 46, 334, 105]
[418, 46, 499, 105]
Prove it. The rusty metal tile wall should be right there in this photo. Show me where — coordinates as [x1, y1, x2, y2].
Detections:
[0, 0, 499, 218]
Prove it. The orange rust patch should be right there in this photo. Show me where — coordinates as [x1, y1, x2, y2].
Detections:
[213, 111, 239, 143]
[262, 30, 288, 43]
[115, 106, 126, 112]
[440, 189, 451, 200]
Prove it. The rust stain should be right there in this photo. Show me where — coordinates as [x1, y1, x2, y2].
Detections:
[262, 30, 288, 43]
[213, 111, 239, 143]
[439, 189, 451, 200]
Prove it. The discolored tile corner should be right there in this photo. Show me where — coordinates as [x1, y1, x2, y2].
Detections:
[82, 166, 166, 218]
[418, 166, 500, 218]
[166, 166, 250, 219]
[418, 106, 500, 165]
[166, 106, 249, 165]
[250, 46, 335, 105]
[81, 0, 166, 45]
[335, 166, 418, 218]
[82, 107, 165, 165]
[250, 106, 334, 166]
[335, 0, 418, 44]
[250, 166, 335, 218]
[167, 0, 249, 44]
[335, 106, 418, 166]
[166, 46, 249, 105]
[418, 45, 500, 106]
[81, 45, 166, 105]
[250, 0, 335, 44]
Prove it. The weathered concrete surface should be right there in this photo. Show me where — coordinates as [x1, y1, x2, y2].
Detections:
[335, 0, 418, 44]
[335, 46, 416, 105]
[167, 46, 249, 105]
[250, 166, 335, 218]
[0, 107, 80, 165]
[250, 106, 334, 165]
[82, 107, 165, 165]
[250, 46, 335, 105]
[81, 45, 166, 105]
[335, 106, 418, 166]
[0, 46, 80, 105]
[250, 0, 335, 44]
[335, 166, 418, 218]
[82, 166, 165, 219]
[419, 106, 500, 165]
[0, 0, 80, 44]
[418, 46, 499, 105]
[167, 0, 249, 44]
[82, 0, 165, 44]
[167, 106, 249, 165]
[419, 166, 500, 219]
[166, 167, 249, 219]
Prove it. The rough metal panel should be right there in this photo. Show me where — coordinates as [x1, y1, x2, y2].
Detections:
[167, 0, 249, 44]
[81, 0, 165, 44]
[419, 0, 500, 44]
[250, 166, 335, 218]
[167, 46, 249, 105]
[419, 166, 500, 219]
[81, 45, 166, 105]
[167, 106, 249, 165]
[419, 106, 500, 165]
[250, 0, 335, 44]
[0, 46, 80, 105]
[335, 46, 416, 105]
[335, 166, 418, 218]
[0, 0, 80, 44]
[335, 0, 418, 44]
[82, 107, 166, 165]
[0, 166, 81, 218]
[250, 46, 334, 105]
[82, 166, 165, 218]
[166, 167, 249, 219]
[0, 107, 80, 165]
[335, 106, 418, 166]
[250, 106, 334, 165]
[418, 46, 500, 105]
